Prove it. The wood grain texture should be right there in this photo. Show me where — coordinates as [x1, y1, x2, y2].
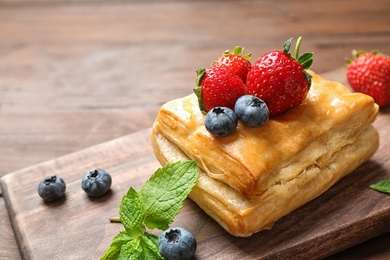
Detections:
[1, 0, 390, 259]
[1, 0, 390, 178]
[0, 199, 20, 260]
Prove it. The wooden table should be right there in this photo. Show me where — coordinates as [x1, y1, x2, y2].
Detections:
[0, 0, 389, 259]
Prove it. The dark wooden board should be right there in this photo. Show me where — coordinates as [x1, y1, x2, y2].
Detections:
[1, 123, 390, 259]
[1, 81, 390, 259]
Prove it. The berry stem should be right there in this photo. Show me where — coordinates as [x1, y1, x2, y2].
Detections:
[295, 36, 303, 60]
[230, 46, 251, 60]
[109, 217, 121, 223]
[233, 46, 243, 55]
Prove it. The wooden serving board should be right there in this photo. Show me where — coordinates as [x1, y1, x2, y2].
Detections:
[2, 83, 390, 259]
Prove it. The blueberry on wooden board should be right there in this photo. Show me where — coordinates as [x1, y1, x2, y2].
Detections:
[81, 168, 112, 197]
[38, 175, 66, 202]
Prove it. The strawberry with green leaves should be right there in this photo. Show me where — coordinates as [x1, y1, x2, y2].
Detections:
[212, 46, 252, 83]
[246, 37, 313, 116]
[194, 67, 246, 112]
[346, 50, 390, 107]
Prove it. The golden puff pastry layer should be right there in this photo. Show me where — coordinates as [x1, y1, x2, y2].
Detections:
[152, 71, 379, 196]
[151, 125, 379, 236]
[151, 71, 380, 236]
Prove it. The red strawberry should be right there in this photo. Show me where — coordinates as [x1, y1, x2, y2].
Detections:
[346, 50, 390, 107]
[246, 37, 313, 116]
[212, 46, 252, 83]
[193, 67, 246, 112]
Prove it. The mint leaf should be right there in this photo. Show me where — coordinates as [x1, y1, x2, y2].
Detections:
[140, 233, 164, 259]
[369, 179, 390, 194]
[102, 161, 199, 259]
[120, 187, 143, 236]
[140, 160, 199, 230]
[119, 237, 142, 259]
[115, 233, 163, 260]
[101, 231, 133, 259]
[143, 232, 159, 246]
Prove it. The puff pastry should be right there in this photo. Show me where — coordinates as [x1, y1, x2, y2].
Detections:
[151, 71, 379, 237]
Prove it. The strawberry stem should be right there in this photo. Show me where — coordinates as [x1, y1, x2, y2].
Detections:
[233, 46, 243, 55]
[283, 36, 314, 87]
[223, 46, 251, 60]
[295, 36, 303, 60]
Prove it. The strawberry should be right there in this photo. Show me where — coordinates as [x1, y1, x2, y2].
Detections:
[193, 67, 246, 112]
[346, 50, 390, 107]
[246, 37, 313, 116]
[212, 46, 252, 83]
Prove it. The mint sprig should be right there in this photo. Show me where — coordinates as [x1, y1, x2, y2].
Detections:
[102, 161, 199, 259]
[369, 179, 390, 194]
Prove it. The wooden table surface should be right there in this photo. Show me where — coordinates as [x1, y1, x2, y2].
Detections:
[0, 0, 389, 259]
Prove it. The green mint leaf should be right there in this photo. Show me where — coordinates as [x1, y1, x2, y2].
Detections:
[114, 233, 162, 260]
[140, 160, 199, 230]
[103, 233, 163, 260]
[369, 179, 390, 194]
[102, 161, 199, 259]
[120, 187, 144, 236]
[119, 237, 142, 259]
[140, 233, 164, 259]
[101, 231, 133, 260]
[144, 231, 159, 246]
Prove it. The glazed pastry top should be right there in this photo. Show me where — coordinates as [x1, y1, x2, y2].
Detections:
[154, 71, 379, 195]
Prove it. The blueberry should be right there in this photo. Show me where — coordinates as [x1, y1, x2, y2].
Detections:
[38, 175, 66, 202]
[204, 106, 238, 136]
[81, 168, 112, 197]
[158, 227, 197, 260]
[234, 95, 270, 127]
